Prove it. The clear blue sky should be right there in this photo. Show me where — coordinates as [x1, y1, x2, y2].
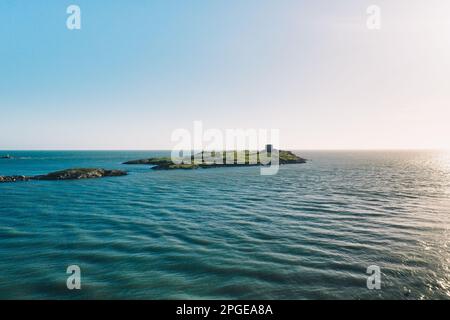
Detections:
[1, 0, 449, 149]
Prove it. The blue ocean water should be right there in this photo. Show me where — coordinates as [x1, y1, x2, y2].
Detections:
[0, 150, 449, 299]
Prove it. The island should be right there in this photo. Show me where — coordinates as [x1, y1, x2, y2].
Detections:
[1, 147, 306, 183]
[0, 168, 127, 183]
[123, 146, 306, 170]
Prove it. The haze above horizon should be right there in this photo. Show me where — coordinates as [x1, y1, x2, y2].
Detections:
[1, 0, 449, 150]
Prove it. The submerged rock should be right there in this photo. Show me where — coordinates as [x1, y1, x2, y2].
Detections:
[0, 168, 127, 183]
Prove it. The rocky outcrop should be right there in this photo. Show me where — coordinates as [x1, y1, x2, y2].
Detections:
[123, 158, 172, 165]
[0, 155, 12, 159]
[278, 151, 307, 164]
[123, 150, 306, 170]
[34, 168, 127, 180]
[0, 168, 127, 183]
[0, 176, 30, 183]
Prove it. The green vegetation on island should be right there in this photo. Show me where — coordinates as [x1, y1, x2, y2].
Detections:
[123, 147, 306, 170]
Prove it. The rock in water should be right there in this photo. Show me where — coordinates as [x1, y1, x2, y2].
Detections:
[0, 168, 127, 183]
[33, 168, 127, 180]
[0, 176, 30, 183]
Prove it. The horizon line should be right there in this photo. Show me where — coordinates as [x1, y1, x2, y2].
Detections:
[1, 148, 448, 152]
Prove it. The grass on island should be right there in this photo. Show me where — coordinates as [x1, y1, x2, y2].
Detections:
[124, 150, 306, 170]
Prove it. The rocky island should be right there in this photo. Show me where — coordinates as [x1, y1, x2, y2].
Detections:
[124, 146, 306, 170]
[0, 168, 127, 183]
[1, 147, 306, 183]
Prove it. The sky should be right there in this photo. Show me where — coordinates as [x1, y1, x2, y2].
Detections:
[0, 0, 449, 150]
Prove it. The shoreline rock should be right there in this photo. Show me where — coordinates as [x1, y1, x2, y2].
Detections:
[0, 168, 127, 183]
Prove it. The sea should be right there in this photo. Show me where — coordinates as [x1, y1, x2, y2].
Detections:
[0, 150, 449, 299]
